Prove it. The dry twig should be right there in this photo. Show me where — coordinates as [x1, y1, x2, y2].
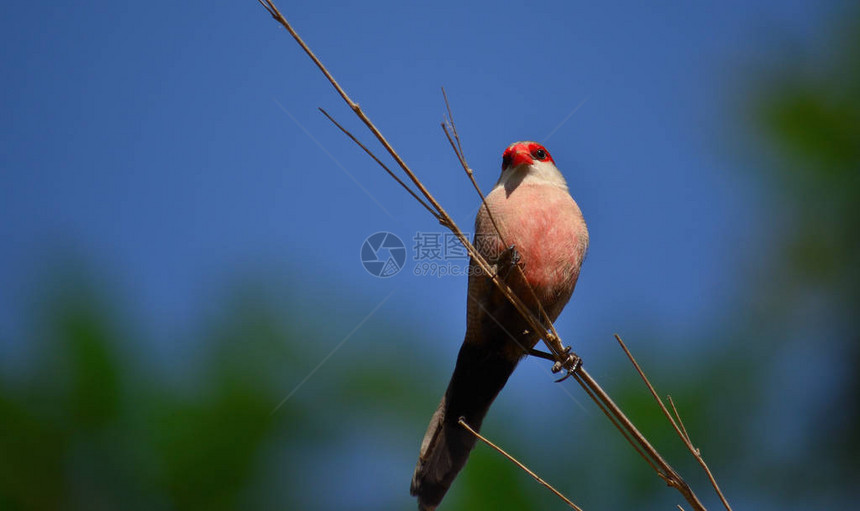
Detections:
[256, 2, 729, 510]
[458, 417, 584, 511]
[614, 334, 733, 510]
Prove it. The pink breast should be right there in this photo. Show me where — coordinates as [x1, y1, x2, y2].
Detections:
[487, 184, 586, 301]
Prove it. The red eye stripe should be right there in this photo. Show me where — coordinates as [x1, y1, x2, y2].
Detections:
[525, 142, 553, 163]
[501, 141, 554, 170]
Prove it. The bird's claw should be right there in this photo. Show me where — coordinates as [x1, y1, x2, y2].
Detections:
[493, 244, 523, 279]
[505, 244, 521, 267]
[554, 372, 573, 383]
[552, 351, 582, 382]
[498, 244, 521, 269]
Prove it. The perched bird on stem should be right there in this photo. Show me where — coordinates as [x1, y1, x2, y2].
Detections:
[411, 141, 589, 510]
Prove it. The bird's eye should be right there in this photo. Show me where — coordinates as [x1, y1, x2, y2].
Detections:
[533, 148, 547, 160]
[502, 154, 512, 169]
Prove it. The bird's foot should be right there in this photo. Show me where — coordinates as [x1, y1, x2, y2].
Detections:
[494, 244, 522, 279]
[529, 346, 582, 381]
[551, 347, 582, 382]
[500, 244, 521, 267]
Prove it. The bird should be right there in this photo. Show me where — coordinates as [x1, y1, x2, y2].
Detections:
[410, 141, 589, 510]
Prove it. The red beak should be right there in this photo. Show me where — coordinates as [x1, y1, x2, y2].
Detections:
[509, 148, 532, 168]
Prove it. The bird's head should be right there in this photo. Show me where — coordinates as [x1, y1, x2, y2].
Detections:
[498, 141, 567, 190]
[501, 141, 554, 169]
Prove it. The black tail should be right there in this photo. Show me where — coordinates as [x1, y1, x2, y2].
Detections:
[410, 342, 518, 510]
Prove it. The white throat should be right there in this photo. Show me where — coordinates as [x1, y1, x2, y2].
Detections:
[496, 160, 569, 191]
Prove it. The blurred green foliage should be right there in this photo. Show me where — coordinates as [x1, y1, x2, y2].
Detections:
[0, 275, 283, 510]
[752, 5, 860, 494]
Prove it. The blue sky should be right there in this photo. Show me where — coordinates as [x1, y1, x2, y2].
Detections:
[0, 1, 839, 373]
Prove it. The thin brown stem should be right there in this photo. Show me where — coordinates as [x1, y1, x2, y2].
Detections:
[614, 335, 733, 511]
[458, 418, 583, 511]
[573, 368, 705, 510]
[319, 108, 440, 221]
[441, 87, 466, 158]
[668, 396, 692, 443]
[614, 334, 685, 436]
[575, 369, 662, 475]
[439, 91, 504, 244]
